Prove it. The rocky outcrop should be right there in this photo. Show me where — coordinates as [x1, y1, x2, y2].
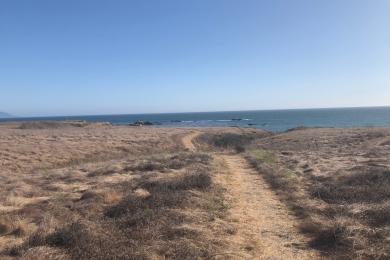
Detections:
[128, 120, 155, 126]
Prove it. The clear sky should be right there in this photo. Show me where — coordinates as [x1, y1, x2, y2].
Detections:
[1, 0, 389, 116]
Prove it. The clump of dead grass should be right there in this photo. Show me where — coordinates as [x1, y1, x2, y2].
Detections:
[0, 216, 32, 238]
[310, 167, 390, 204]
[105, 170, 212, 219]
[87, 164, 123, 177]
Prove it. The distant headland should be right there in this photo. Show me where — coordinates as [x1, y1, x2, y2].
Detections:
[0, 112, 12, 118]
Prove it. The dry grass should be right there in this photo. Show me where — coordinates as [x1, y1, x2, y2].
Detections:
[18, 121, 91, 130]
[202, 128, 390, 259]
[0, 122, 183, 175]
[4, 122, 389, 259]
[6, 167, 219, 259]
[0, 123, 231, 259]
[196, 130, 270, 153]
[310, 166, 390, 204]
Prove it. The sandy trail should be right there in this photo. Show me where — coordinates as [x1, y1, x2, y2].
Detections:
[215, 155, 318, 259]
[181, 131, 200, 151]
[182, 133, 319, 259]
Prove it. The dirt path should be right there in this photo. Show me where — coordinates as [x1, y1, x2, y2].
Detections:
[215, 155, 318, 259]
[182, 133, 319, 259]
[181, 131, 200, 151]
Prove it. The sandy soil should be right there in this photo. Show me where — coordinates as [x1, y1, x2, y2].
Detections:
[181, 131, 200, 151]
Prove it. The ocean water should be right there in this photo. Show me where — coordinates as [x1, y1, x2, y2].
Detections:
[1, 107, 390, 133]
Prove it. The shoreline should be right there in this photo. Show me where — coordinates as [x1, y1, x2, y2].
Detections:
[1, 106, 390, 132]
[2, 119, 390, 134]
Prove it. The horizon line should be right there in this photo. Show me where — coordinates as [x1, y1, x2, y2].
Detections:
[5, 105, 390, 119]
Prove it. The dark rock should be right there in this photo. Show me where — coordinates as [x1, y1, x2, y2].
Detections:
[129, 120, 154, 126]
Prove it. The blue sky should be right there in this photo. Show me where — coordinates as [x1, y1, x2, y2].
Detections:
[1, 0, 389, 116]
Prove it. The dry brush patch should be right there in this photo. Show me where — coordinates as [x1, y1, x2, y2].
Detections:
[242, 129, 390, 259]
[0, 148, 230, 259]
[199, 129, 390, 259]
[196, 130, 270, 153]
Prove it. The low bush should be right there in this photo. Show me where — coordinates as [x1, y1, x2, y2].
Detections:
[213, 133, 255, 149]
[310, 167, 390, 204]
[197, 132, 269, 153]
[362, 206, 390, 227]
[306, 222, 354, 251]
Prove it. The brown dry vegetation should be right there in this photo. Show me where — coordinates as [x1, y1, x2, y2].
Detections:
[195, 129, 271, 153]
[3, 121, 390, 259]
[202, 128, 390, 259]
[0, 122, 235, 259]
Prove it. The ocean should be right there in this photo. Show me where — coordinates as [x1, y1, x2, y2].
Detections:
[1, 107, 390, 133]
